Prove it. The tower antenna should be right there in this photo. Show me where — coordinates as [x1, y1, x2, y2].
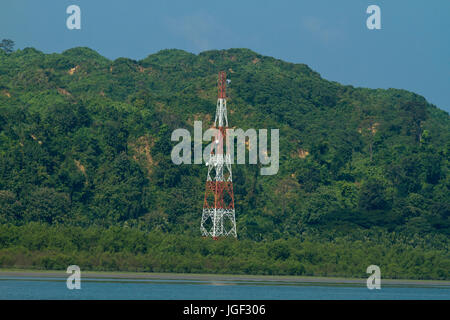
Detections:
[201, 71, 237, 239]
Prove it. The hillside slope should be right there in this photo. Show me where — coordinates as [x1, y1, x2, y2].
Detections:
[0, 46, 449, 236]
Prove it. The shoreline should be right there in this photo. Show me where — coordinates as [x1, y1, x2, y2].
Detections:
[1, 268, 449, 288]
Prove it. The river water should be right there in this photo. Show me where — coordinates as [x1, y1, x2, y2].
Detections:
[0, 277, 449, 299]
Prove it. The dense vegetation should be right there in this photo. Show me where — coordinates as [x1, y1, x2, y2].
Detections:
[0, 223, 448, 279]
[0, 46, 448, 279]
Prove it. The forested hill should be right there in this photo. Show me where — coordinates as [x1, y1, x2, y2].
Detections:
[0, 47, 449, 243]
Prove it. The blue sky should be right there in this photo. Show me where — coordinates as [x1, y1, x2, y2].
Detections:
[1, 0, 449, 111]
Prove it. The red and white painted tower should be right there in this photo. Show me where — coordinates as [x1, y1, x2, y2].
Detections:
[201, 71, 237, 239]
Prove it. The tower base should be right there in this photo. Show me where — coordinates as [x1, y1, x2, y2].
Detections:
[201, 208, 237, 238]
